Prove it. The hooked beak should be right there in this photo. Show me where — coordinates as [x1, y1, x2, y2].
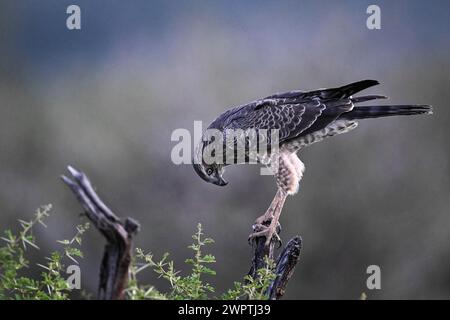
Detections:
[215, 176, 228, 186]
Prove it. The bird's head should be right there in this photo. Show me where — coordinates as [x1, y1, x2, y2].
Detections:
[192, 137, 228, 186]
[193, 162, 228, 186]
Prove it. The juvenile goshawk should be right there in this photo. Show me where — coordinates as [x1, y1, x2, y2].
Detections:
[193, 80, 432, 245]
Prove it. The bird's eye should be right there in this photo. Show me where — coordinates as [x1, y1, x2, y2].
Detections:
[206, 168, 213, 176]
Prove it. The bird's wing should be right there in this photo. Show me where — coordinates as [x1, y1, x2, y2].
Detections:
[225, 100, 301, 140]
[224, 98, 353, 143]
[264, 79, 379, 101]
[223, 80, 381, 142]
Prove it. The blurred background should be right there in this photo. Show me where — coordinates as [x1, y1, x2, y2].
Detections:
[0, 0, 449, 299]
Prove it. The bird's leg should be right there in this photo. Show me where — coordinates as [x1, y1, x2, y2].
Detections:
[263, 190, 287, 246]
[249, 189, 288, 246]
[253, 189, 283, 226]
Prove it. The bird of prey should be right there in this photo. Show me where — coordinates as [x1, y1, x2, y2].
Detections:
[193, 80, 432, 245]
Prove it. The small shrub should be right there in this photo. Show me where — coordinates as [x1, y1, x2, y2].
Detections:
[0, 207, 275, 300]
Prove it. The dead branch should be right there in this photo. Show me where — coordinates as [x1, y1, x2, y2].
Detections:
[248, 223, 302, 300]
[61, 166, 139, 300]
[268, 236, 302, 300]
[247, 221, 277, 279]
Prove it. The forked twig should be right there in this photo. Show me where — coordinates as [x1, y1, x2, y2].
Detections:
[61, 166, 139, 300]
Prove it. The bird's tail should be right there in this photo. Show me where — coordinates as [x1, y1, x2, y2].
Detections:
[341, 105, 433, 120]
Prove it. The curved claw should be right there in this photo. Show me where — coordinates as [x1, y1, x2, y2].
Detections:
[268, 231, 282, 248]
[248, 223, 282, 247]
[276, 222, 282, 234]
[274, 233, 283, 249]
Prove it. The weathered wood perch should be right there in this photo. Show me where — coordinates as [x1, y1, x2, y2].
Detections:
[268, 236, 302, 299]
[248, 222, 302, 300]
[61, 166, 139, 300]
[62, 166, 301, 300]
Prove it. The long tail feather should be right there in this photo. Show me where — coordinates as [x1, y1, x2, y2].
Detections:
[341, 105, 433, 120]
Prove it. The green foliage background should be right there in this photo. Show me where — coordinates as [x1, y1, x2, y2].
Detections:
[0, 207, 275, 300]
